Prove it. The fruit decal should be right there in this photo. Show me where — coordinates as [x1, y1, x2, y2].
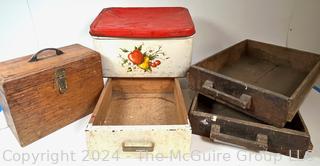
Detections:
[128, 49, 144, 65]
[119, 43, 168, 72]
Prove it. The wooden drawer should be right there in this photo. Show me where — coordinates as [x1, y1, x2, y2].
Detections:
[188, 39, 320, 127]
[86, 78, 191, 158]
[189, 93, 313, 159]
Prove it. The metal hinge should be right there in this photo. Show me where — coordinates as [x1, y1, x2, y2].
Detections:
[55, 68, 67, 94]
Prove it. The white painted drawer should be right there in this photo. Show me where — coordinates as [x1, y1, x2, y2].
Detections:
[86, 78, 191, 158]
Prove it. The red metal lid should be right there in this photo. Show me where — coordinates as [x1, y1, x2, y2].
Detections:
[90, 7, 196, 38]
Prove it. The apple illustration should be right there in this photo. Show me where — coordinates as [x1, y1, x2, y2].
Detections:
[128, 49, 144, 64]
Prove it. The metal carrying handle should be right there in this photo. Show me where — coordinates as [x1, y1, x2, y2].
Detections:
[201, 80, 252, 109]
[29, 48, 64, 62]
[122, 141, 154, 152]
[210, 124, 268, 151]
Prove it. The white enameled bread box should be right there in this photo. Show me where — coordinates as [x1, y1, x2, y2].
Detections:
[89, 7, 196, 77]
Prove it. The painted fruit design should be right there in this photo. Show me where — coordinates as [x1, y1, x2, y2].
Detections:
[119, 43, 168, 72]
[128, 49, 144, 64]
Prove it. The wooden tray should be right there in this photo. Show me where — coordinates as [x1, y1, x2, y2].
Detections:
[86, 78, 191, 158]
[189, 93, 313, 158]
[188, 39, 320, 127]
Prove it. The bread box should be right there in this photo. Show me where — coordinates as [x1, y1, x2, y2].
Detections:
[188, 39, 320, 127]
[0, 44, 104, 146]
[189, 93, 313, 159]
[90, 7, 195, 77]
[86, 78, 191, 158]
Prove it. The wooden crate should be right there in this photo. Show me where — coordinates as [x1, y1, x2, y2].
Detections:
[86, 78, 191, 158]
[188, 39, 320, 127]
[189, 93, 313, 158]
[0, 44, 104, 146]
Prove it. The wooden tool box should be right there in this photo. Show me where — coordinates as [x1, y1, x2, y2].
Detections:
[189, 93, 313, 158]
[0, 44, 104, 146]
[188, 39, 320, 127]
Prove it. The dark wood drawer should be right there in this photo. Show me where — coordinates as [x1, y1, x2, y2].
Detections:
[189, 93, 313, 159]
[188, 39, 320, 127]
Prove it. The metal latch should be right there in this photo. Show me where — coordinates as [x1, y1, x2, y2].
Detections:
[55, 68, 67, 94]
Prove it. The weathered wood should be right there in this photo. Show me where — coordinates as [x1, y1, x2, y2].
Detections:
[0, 44, 104, 147]
[86, 78, 191, 158]
[210, 124, 268, 151]
[189, 93, 313, 158]
[188, 39, 320, 127]
[174, 78, 189, 124]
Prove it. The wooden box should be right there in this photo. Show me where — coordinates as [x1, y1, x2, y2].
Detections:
[86, 78, 191, 158]
[188, 39, 320, 127]
[189, 93, 313, 158]
[0, 44, 104, 147]
[90, 7, 195, 77]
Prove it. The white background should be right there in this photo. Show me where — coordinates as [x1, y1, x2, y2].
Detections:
[0, 0, 320, 165]
[1, 0, 320, 62]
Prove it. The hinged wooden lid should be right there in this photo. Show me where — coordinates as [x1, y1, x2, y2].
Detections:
[0, 44, 98, 83]
[89, 7, 196, 38]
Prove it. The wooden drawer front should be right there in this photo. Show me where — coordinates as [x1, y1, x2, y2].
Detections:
[188, 39, 320, 127]
[86, 127, 191, 158]
[189, 93, 312, 159]
[86, 78, 191, 158]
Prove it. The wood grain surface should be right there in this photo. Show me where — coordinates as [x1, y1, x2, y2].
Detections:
[188, 39, 320, 127]
[0, 44, 104, 147]
[189, 93, 312, 159]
